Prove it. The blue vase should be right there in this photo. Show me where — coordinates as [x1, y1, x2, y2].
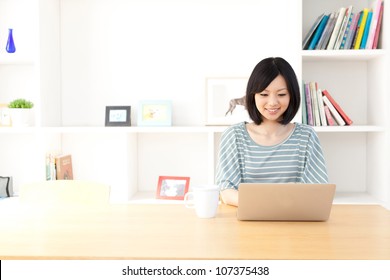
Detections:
[6, 28, 16, 53]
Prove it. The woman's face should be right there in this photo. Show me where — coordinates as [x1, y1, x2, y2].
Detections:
[254, 75, 290, 123]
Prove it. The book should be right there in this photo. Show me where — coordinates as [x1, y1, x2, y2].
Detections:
[340, 10, 354, 49]
[46, 153, 57, 180]
[304, 83, 313, 126]
[322, 89, 353, 125]
[322, 96, 346, 126]
[324, 105, 336, 126]
[365, 0, 383, 49]
[317, 88, 327, 126]
[302, 13, 325, 50]
[351, 11, 364, 49]
[360, 10, 373, 49]
[301, 81, 307, 125]
[344, 12, 360, 49]
[319, 11, 339, 49]
[372, 1, 384, 49]
[353, 8, 369, 49]
[308, 14, 329, 50]
[334, 6, 353, 49]
[316, 12, 335, 50]
[309, 82, 321, 126]
[327, 7, 346, 50]
[55, 154, 74, 180]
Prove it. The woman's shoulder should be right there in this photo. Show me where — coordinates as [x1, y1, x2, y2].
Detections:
[222, 122, 247, 135]
[294, 122, 317, 135]
[293, 123, 321, 143]
[221, 122, 247, 141]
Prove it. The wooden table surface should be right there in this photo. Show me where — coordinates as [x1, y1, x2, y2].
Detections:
[1, 202, 389, 260]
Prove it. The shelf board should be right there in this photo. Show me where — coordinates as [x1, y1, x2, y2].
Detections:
[302, 49, 386, 61]
[313, 125, 385, 132]
[0, 55, 35, 65]
[0, 127, 37, 134]
[0, 125, 385, 134]
[41, 126, 229, 134]
[333, 192, 385, 205]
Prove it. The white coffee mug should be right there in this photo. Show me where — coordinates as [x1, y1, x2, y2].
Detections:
[184, 185, 220, 218]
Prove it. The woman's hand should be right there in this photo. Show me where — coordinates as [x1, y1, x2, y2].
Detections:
[220, 189, 239, 207]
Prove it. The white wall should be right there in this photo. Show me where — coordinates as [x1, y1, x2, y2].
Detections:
[59, 0, 301, 126]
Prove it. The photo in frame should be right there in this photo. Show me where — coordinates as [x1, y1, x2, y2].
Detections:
[137, 100, 172, 126]
[156, 176, 190, 200]
[206, 77, 251, 125]
[105, 106, 131, 126]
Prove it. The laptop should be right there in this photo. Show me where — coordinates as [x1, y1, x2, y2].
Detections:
[237, 183, 336, 221]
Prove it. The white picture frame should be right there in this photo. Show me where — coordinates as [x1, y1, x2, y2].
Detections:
[137, 100, 172, 127]
[205, 77, 251, 125]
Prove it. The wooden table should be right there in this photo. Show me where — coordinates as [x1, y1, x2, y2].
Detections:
[1, 202, 389, 260]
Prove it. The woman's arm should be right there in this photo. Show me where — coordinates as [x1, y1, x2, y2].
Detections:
[302, 128, 329, 183]
[220, 189, 238, 207]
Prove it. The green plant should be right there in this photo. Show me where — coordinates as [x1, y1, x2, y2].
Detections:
[8, 98, 34, 109]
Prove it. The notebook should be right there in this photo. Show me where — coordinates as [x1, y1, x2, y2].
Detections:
[237, 183, 336, 221]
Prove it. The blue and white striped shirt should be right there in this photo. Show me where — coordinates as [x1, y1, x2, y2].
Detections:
[216, 122, 328, 190]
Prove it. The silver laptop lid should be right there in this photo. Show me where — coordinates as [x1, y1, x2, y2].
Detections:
[237, 183, 336, 221]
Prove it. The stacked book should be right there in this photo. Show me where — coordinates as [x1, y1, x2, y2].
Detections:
[302, 0, 384, 50]
[302, 81, 353, 126]
[46, 153, 74, 180]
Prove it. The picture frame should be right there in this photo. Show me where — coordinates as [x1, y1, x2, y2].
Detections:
[105, 106, 131, 126]
[137, 100, 172, 126]
[205, 77, 251, 125]
[156, 176, 190, 200]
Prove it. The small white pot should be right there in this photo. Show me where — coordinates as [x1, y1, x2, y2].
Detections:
[10, 108, 35, 127]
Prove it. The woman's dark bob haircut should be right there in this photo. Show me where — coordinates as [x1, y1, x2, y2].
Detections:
[246, 57, 300, 125]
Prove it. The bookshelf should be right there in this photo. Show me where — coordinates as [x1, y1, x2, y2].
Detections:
[302, 0, 389, 208]
[0, 0, 389, 209]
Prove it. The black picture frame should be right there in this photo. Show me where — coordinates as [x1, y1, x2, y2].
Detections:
[105, 106, 131, 126]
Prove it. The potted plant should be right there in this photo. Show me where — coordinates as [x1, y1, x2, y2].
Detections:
[8, 98, 35, 127]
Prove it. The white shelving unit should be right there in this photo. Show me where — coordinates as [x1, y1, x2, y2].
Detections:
[1, 0, 389, 209]
[302, 0, 389, 208]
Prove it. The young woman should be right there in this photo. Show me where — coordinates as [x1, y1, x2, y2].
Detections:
[216, 57, 328, 206]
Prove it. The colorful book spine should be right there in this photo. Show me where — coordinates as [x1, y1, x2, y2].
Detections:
[327, 7, 347, 50]
[304, 83, 313, 126]
[302, 13, 325, 50]
[316, 12, 335, 50]
[334, 6, 353, 49]
[344, 12, 360, 49]
[301, 82, 353, 127]
[360, 10, 373, 49]
[317, 88, 327, 126]
[301, 81, 307, 125]
[366, 0, 383, 49]
[372, 1, 384, 49]
[323, 96, 346, 126]
[354, 8, 369, 49]
[324, 105, 336, 126]
[322, 89, 353, 125]
[319, 12, 339, 49]
[340, 11, 354, 49]
[351, 12, 364, 49]
[308, 15, 329, 50]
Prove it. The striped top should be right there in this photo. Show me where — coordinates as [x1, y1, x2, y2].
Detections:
[216, 122, 328, 191]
